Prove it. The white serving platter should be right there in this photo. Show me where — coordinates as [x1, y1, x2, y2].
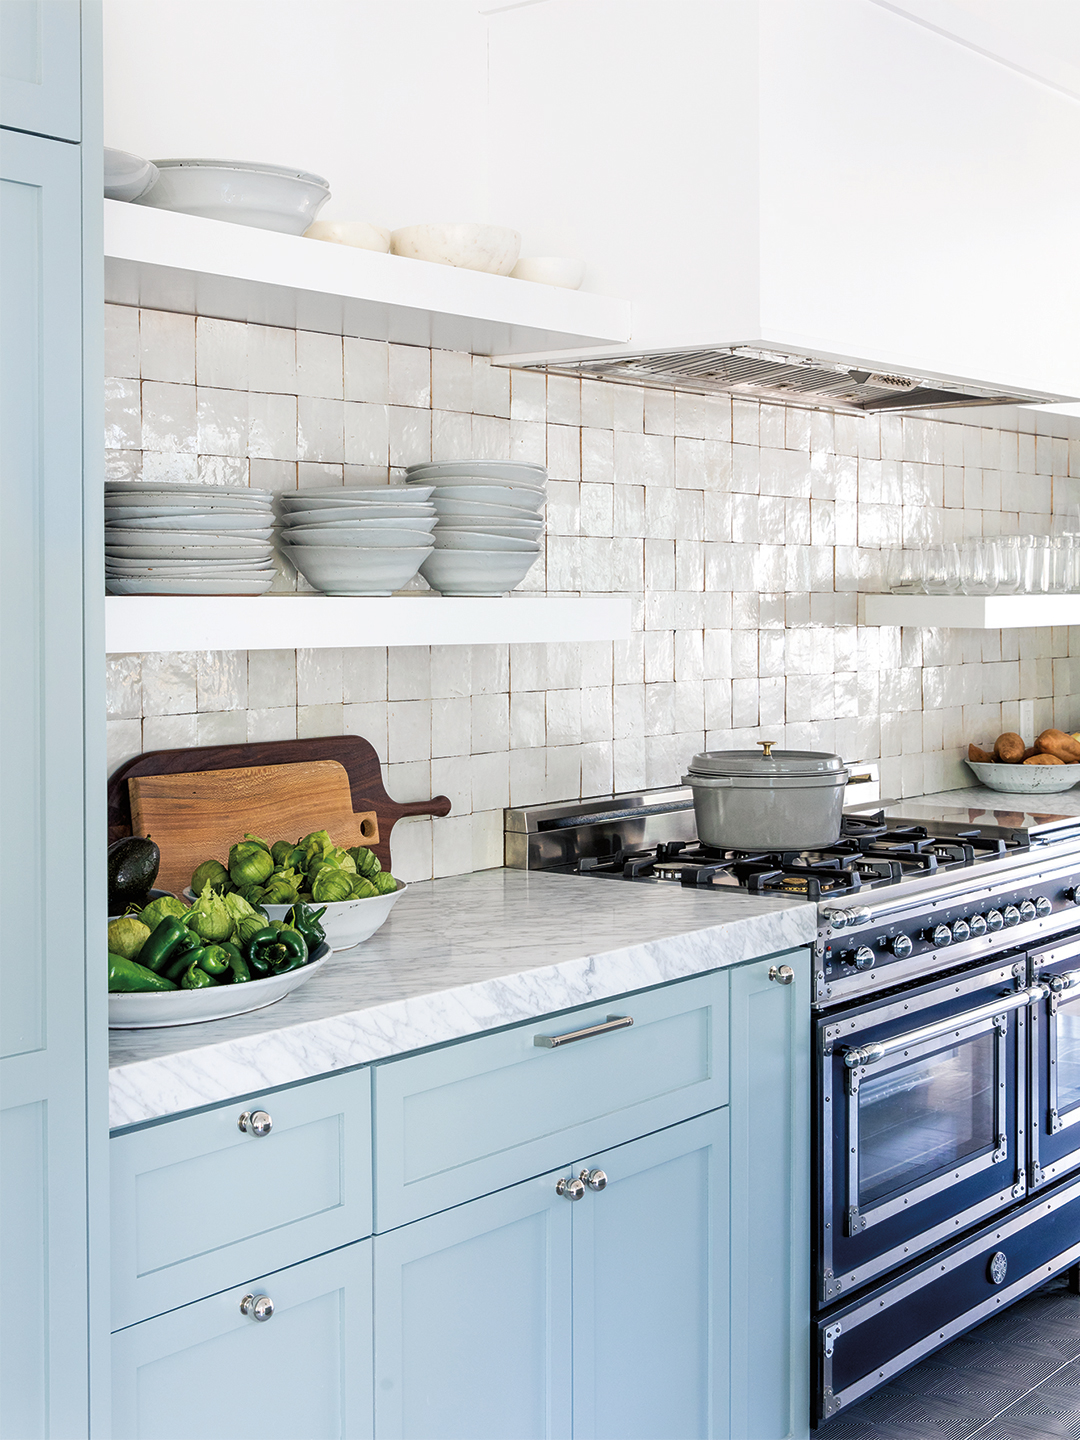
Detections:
[108, 943, 331, 1027]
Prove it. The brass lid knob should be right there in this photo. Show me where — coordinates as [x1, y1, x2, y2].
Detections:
[757, 740, 777, 759]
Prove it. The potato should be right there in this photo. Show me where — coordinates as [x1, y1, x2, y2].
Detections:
[993, 732, 1027, 764]
[968, 744, 995, 763]
[1021, 747, 1040, 761]
[1024, 753, 1065, 765]
[1035, 729, 1080, 764]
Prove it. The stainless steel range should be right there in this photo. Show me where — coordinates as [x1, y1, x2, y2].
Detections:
[505, 777, 1080, 1427]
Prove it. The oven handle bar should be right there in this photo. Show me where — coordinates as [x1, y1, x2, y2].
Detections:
[842, 985, 1048, 1069]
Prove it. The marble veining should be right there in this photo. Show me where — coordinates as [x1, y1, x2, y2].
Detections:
[108, 867, 814, 1127]
[915, 785, 1080, 819]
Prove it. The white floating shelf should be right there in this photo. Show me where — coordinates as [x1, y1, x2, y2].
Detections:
[104, 201, 633, 355]
[862, 593, 1080, 628]
[105, 595, 632, 654]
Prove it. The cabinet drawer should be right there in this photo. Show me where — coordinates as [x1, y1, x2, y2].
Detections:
[111, 1069, 371, 1329]
[373, 971, 728, 1229]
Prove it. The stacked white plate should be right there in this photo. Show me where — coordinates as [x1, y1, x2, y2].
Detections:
[105, 483, 277, 594]
[404, 461, 546, 596]
[278, 486, 437, 595]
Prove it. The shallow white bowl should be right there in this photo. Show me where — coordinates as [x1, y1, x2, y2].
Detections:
[107, 513, 274, 533]
[105, 483, 273, 498]
[104, 147, 159, 202]
[107, 543, 275, 562]
[107, 576, 275, 596]
[106, 556, 275, 572]
[420, 547, 538, 596]
[432, 498, 540, 522]
[434, 531, 539, 552]
[965, 760, 1080, 794]
[283, 510, 437, 530]
[303, 219, 391, 252]
[261, 882, 406, 952]
[282, 505, 435, 524]
[135, 158, 330, 234]
[406, 460, 546, 484]
[436, 519, 544, 538]
[283, 543, 430, 596]
[283, 526, 435, 549]
[406, 473, 546, 494]
[390, 222, 521, 275]
[282, 485, 434, 502]
[510, 256, 586, 289]
[108, 943, 331, 1028]
[431, 484, 545, 513]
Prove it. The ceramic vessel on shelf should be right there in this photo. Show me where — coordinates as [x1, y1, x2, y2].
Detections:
[281, 543, 432, 596]
[108, 944, 331, 1028]
[419, 547, 538, 596]
[134, 159, 330, 234]
[510, 256, 585, 289]
[390, 223, 521, 275]
[104, 147, 159, 202]
[303, 219, 391, 252]
[965, 759, 1080, 794]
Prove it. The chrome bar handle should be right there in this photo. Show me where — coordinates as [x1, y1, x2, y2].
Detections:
[534, 1015, 633, 1049]
[842, 985, 1048, 1069]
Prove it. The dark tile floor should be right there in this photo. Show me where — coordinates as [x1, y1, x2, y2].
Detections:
[818, 1274, 1080, 1439]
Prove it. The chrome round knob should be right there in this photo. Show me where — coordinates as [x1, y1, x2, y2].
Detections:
[853, 946, 876, 971]
[238, 1110, 272, 1138]
[1003, 905, 1021, 927]
[928, 924, 952, 947]
[847, 906, 872, 927]
[969, 914, 988, 937]
[823, 907, 849, 929]
[889, 934, 913, 958]
[951, 919, 971, 943]
[985, 910, 1004, 932]
[556, 1177, 585, 1201]
[240, 1293, 274, 1322]
[1019, 899, 1037, 924]
[768, 964, 795, 985]
[581, 1168, 607, 1192]
[1036, 896, 1053, 918]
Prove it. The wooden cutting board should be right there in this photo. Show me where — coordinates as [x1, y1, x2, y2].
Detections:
[129, 760, 379, 896]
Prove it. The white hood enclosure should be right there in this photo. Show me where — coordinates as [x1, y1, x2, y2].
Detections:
[485, 0, 1080, 411]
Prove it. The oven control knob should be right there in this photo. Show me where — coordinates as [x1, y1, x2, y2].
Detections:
[928, 924, 952, 947]
[853, 946, 876, 970]
[889, 934, 914, 958]
[969, 913, 988, 937]
[1003, 905, 1021, 927]
[1035, 896, 1053, 918]
[823, 907, 849, 929]
[951, 919, 971, 943]
[985, 910, 1004, 931]
[1018, 899, 1037, 923]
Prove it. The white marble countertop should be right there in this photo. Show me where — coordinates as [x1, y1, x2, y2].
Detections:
[108, 867, 815, 1129]
[915, 785, 1080, 819]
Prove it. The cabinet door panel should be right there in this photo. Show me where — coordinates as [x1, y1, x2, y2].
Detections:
[374, 1172, 572, 1440]
[111, 1241, 373, 1440]
[0, 0, 81, 140]
[374, 971, 728, 1228]
[111, 1069, 372, 1328]
[729, 949, 810, 1440]
[0, 125, 89, 1440]
[572, 1111, 730, 1440]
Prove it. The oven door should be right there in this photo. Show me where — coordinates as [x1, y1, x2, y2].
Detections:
[817, 960, 1040, 1306]
[1031, 935, 1080, 1189]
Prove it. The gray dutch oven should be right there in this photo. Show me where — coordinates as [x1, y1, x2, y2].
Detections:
[682, 741, 849, 851]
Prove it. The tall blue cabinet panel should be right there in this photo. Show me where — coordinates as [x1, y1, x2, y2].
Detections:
[373, 1172, 574, 1440]
[0, 0, 81, 139]
[0, 120, 94, 1440]
[728, 951, 811, 1440]
[110, 1241, 374, 1440]
[571, 1110, 731, 1440]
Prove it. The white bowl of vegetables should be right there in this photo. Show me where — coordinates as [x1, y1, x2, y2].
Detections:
[188, 829, 405, 953]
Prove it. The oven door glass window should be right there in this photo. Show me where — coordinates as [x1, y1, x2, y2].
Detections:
[1054, 993, 1080, 1122]
[857, 1033, 996, 1209]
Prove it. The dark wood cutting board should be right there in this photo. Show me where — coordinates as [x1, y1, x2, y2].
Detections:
[107, 734, 451, 877]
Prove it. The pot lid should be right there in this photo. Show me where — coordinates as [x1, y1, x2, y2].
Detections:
[687, 741, 847, 778]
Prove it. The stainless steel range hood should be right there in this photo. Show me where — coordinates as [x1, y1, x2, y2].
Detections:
[519, 344, 1068, 415]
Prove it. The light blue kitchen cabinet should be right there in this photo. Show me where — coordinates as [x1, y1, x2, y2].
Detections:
[729, 950, 811, 1440]
[373, 1171, 574, 1440]
[0, 0, 82, 140]
[571, 1110, 731, 1440]
[0, 114, 101, 1440]
[110, 1240, 374, 1440]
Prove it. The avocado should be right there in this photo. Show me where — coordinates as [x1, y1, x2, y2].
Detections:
[108, 836, 161, 914]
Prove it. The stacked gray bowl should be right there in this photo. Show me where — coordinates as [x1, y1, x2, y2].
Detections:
[277, 486, 437, 595]
[404, 461, 546, 595]
[105, 482, 276, 594]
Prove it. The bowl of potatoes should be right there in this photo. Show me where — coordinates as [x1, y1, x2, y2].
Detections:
[966, 729, 1080, 793]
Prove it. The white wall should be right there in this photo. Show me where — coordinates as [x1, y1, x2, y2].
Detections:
[103, 0, 490, 228]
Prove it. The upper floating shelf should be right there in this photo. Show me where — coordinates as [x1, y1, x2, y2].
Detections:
[103, 201, 633, 355]
[104, 595, 632, 654]
[862, 593, 1080, 628]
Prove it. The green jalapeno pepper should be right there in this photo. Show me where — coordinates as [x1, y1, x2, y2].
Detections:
[136, 915, 190, 975]
[108, 952, 178, 992]
[180, 960, 217, 989]
[220, 941, 250, 984]
[196, 944, 231, 977]
[246, 925, 308, 975]
[285, 902, 327, 952]
[161, 930, 206, 983]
